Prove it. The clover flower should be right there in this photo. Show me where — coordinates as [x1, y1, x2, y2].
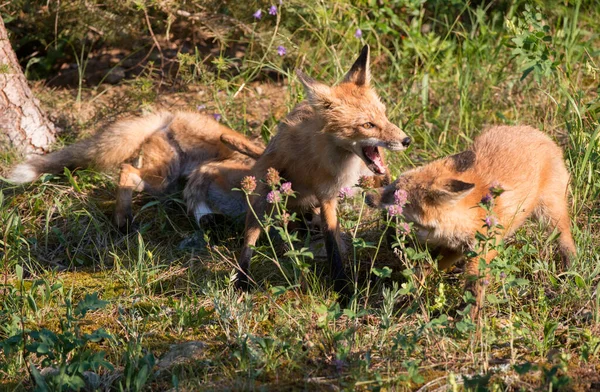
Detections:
[387, 204, 403, 217]
[241, 176, 257, 193]
[484, 215, 497, 228]
[267, 190, 281, 204]
[339, 186, 354, 200]
[280, 182, 293, 196]
[265, 167, 281, 187]
[394, 189, 408, 207]
[358, 175, 375, 189]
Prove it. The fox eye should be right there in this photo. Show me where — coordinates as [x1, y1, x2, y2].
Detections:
[362, 122, 375, 129]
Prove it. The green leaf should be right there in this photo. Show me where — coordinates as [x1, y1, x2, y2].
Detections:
[75, 293, 108, 318]
[269, 286, 287, 297]
[372, 266, 392, 278]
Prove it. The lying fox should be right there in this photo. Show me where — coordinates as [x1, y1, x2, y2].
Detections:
[8, 111, 264, 229]
[366, 125, 577, 319]
[237, 45, 411, 292]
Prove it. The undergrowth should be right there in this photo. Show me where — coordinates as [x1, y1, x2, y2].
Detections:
[1, 0, 599, 390]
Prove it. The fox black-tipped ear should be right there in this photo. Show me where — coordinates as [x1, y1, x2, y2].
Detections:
[343, 45, 371, 86]
[429, 179, 474, 204]
[445, 179, 475, 193]
[296, 69, 334, 109]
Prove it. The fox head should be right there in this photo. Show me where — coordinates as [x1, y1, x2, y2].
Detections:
[366, 151, 477, 228]
[296, 45, 410, 176]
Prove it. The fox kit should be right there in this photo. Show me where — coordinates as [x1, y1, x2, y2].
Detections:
[8, 111, 264, 229]
[367, 125, 577, 319]
[237, 45, 411, 291]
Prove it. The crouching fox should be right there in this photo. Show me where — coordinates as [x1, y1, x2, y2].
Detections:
[367, 125, 576, 320]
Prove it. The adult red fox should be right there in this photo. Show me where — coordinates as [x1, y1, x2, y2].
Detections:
[237, 45, 411, 292]
[366, 125, 577, 319]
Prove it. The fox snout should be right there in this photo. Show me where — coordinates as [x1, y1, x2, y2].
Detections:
[365, 188, 383, 208]
[384, 123, 411, 151]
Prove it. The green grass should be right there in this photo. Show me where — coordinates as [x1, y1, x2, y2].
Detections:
[1, 0, 600, 390]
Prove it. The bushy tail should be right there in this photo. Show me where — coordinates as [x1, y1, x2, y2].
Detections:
[220, 132, 265, 159]
[8, 112, 174, 184]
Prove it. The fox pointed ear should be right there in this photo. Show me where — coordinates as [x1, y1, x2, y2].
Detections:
[343, 45, 371, 86]
[429, 179, 475, 203]
[443, 179, 475, 198]
[296, 69, 334, 109]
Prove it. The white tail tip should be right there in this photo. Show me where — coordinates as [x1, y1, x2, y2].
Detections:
[8, 163, 40, 184]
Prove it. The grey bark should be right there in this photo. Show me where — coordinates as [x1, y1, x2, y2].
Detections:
[0, 16, 56, 154]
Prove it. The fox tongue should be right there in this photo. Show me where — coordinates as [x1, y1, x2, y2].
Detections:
[363, 146, 385, 174]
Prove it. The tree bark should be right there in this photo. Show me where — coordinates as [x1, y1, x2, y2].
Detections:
[0, 16, 56, 155]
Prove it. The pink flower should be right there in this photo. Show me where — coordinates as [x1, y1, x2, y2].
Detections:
[339, 186, 354, 200]
[267, 190, 281, 204]
[484, 215, 497, 228]
[387, 204, 403, 217]
[354, 28, 362, 39]
[277, 46, 287, 56]
[253, 9, 263, 19]
[265, 167, 280, 187]
[269, 5, 277, 15]
[213, 113, 222, 122]
[280, 182, 293, 196]
[394, 189, 408, 207]
[241, 176, 257, 193]
[399, 222, 411, 234]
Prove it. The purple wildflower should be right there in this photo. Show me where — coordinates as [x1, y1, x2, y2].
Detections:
[481, 193, 493, 206]
[399, 222, 411, 234]
[483, 279, 490, 286]
[277, 46, 286, 56]
[280, 182, 293, 196]
[339, 186, 354, 200]
[253, 9, 262, 19]
[484, 215, 497, 228]
[213, 113, 222, 122]
[499, 271, 506, 280]
[266, 190, 281, 204]
[489, 181, 504, 197]
[354, 28, 362, 39]
[196, 104, 206, 111]
[387, 204, 403, 217]
[394, 189, 408, 207]
[241, 176, 257, 193]
[269, 5, 277, 15]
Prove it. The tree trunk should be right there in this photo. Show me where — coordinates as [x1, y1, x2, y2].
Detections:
[0, 16, 56, 155]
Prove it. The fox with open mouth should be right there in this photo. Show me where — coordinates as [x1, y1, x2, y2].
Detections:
[237, 45, 411, 292]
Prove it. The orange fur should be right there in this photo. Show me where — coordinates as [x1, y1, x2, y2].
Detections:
[8, 111, 264, 229]
[368, 125, 576, 319]
[236, 45, 410, 291]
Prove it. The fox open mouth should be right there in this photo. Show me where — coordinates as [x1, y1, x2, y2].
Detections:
[361, 145, 386, 175]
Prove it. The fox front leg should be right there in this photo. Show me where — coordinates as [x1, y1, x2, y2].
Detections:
[465, 249, 498, 322]
[236, 198, 265, 290]
[320, 199, 351, 296]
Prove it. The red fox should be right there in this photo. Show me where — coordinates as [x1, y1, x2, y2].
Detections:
[237, 45, 411, 292]
[7, 111, 265, 229]
[366, 125, 577, 319]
